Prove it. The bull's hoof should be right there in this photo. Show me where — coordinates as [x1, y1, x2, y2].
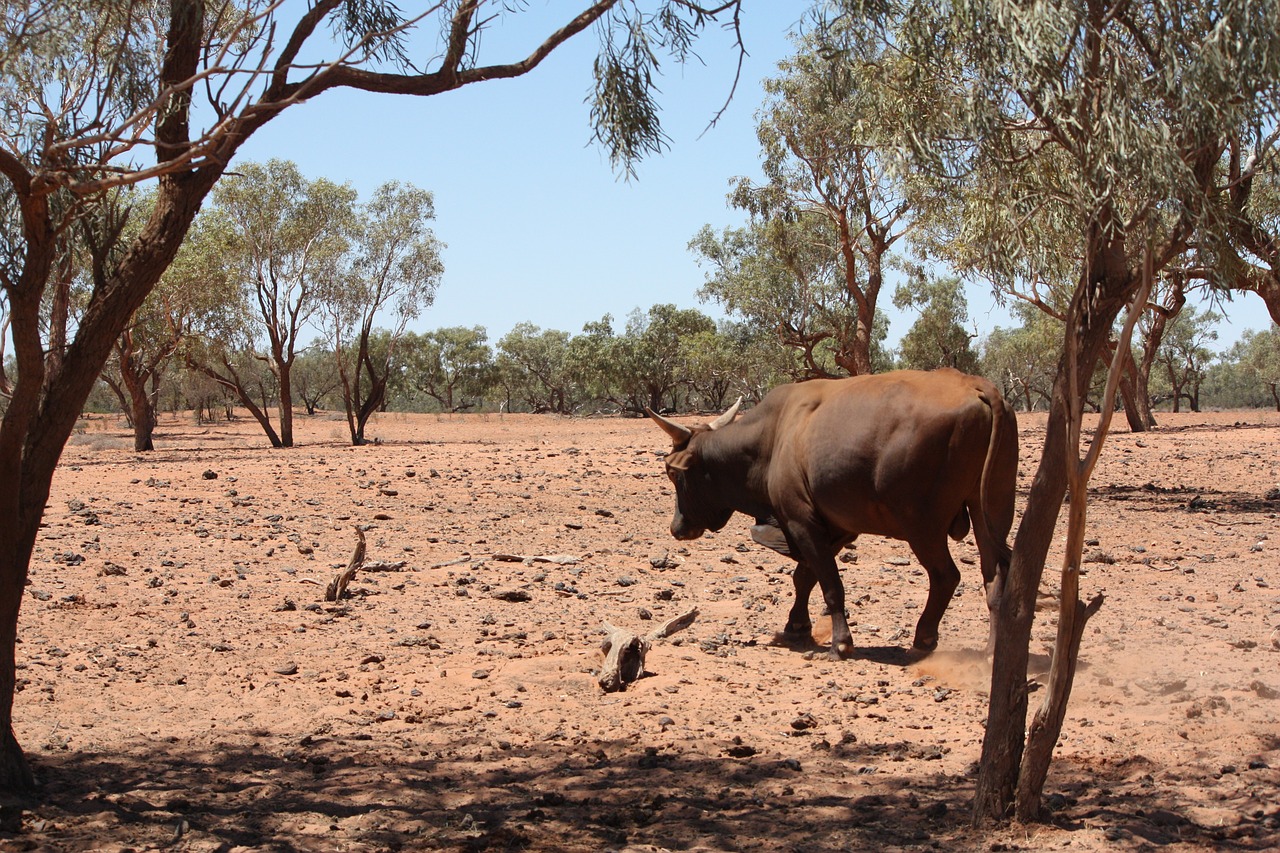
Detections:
[829, 641, 853, 661]
[912, 635, 939, 652]
[782, 621, 813, 639]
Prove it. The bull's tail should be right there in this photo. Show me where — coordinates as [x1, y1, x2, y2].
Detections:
[973, 387, 1016, 572]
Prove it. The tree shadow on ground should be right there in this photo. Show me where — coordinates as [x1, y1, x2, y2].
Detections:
[2, 733, 1276, 852]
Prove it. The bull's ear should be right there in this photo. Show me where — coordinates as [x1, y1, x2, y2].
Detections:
[646, 407, 692, 445]
[708, 396, 743, 430]
[666, 449, 694, 472]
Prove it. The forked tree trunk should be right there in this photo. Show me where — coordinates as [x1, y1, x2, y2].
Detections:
[974, 244, 1138, 824]
[1117, 341, 1154, 432]
[1015, 260, 1151, 820]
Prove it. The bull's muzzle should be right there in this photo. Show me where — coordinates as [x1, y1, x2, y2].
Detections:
[670, 522, 701, 540]
[670, 518, 704, 541]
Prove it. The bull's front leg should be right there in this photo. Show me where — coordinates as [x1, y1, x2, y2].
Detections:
[805, 554, 852, 659]
[784, 561, 816, 638]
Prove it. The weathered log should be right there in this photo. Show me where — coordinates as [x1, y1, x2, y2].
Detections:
[597, 607, 698, 692]
[325, 527, 367, 601]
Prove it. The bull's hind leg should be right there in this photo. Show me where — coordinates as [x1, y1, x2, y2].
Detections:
[972, 515, 1011, 656]
[784, 561, 817, 638]
[907, 538, 962, 651]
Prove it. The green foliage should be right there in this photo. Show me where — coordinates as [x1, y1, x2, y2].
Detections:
[589, 2, 745, 179]
[401, 326, 493, 412]
[691, 219, 890, 378]
[612, 304, 716, 412]
[978, 304, 1063, 411]
[1203, 327, 1280, 409]
[1152, 304, 1220, 411]
[495, 323, 577, 414]
[696, 29, 914, 375]
[893, 269, 978, 373]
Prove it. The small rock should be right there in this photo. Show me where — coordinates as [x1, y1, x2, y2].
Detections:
[650, 553, 679, 569]
[273, 663, 298, 675]
[492, 589, 532, 602]
[790, 712, 818, 731]
[1249, 680, 1279, 700]
[202, 470, 218, 480]
[472, 669, 490, 680]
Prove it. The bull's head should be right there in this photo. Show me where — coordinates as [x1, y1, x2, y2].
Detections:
[645, 398, 743, 541]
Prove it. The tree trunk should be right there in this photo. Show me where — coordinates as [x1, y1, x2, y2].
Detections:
[121, 365, 158, 452]
[1016, 263, 1150, 821]
[188, 359, 283, 448]
[1117, 341, 1154, 431]
[974, 247, 1136, 825]
[0, 536, 36, 792]
[277, 361, 295, 447]
[1130, 354, 1156, 429]
[1118, 366, 1145, 432]
[972, 382, 1072, 823]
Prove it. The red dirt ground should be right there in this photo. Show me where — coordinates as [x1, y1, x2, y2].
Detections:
[3, 407, 1278, 851]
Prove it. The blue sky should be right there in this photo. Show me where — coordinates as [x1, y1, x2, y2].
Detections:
[234, 3, 1272, 352]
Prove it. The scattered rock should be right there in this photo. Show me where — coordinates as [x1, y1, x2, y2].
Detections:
[790, 713, 818, 731]
[1249, 680, 1279, 700]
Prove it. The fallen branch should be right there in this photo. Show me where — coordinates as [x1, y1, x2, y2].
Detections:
[597, 607, 698, 693]
[493, 552, 581, 566]
[325, 527, 367, 602]
[361, 559, 408, 572]
[429, 556, 472, 569]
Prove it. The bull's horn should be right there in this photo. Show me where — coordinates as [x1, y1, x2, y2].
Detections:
[708, 396, 743, 430]
[645, 407, 692, 444]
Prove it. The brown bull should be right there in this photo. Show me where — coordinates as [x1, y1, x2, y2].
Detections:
[647, 369, 1018, 659]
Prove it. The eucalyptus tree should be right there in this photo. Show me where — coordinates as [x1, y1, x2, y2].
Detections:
[1234, 326, 1280, 409]
[497, 323, 576, 414]
[566, 316, 625, 409]
[325, 181, 443, 444]
[836, 0, 1280, 823]
[724, 34, 915, 375]
[692, 218, 859, 378]
[1121, 273, 1193, 429]
[892, 269, 978, 373]
[1221, 142, 1280, 323]
[979, 304, 1062, 412]
[209, 159, 357, 446]
[677, 325, 740, 411]
[292, 343, 343, 416]
[614, 304, 716, 412]
[0, 0, 747, 790]
[103, 193, 236, 450]
[1153, 304, 1221, 412]
[403, 326, 493, 412]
